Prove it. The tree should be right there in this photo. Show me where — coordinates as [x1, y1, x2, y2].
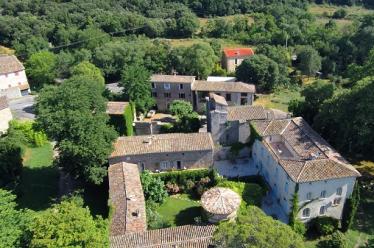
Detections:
[213, 206, 304, 248]
[140, 170, 168, 203]
[29, 197, 108, 248]
[36, 75, 117, 184]
[0, 138, 23, 187]
[314, 77, 374, 158]
[174, 9, 199, 38]
[71, 61, 105, 86]
[26, 51, 57, 89]
[317, 231, 348, 248]
[0, 189, 32, 247]
[169, 100, 194, 117]
[236, 55, 281, 92]
[168, 100, 201, 133]
[288, 80, 335, 124]
[297, 46, 322, 76]
[120, 64, 155, 113]
[178, 43, 218, 79]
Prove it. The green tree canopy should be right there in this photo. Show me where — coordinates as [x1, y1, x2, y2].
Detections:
[71, 61, 105, 86]
[168, 100, 200, 133]
[36, 74, 117, 184]
[120, 64, 155, 113]
[314, 77, 374, 158]
[0, 138, 23, 187]
[236, 54, 281, 92]
[297, 46, 322, 76]
[169, 100, 194, 117]
[0, 189, 32, 247]
[213, 206, 304, 248]
[140, 170, 168, 203]
[289, 80, 335, 124]
[29, 197, 108, 248]
[26, 50, 57, 89]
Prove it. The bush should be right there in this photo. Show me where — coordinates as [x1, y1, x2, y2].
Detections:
[310, 216, 339, 236]
[145, 201, 171, 230]
[8, 120, 48, 147]
[123, 102, 134, 136]
[341, 182, 360, 232]
[140, 171, 168, 203]
[0, 139, 23, 187]
[154, 169, 218, 189]
[332, 9, 347, 19]
[293, 220, 306, 236]
[165, 182, 180, 194]
[317, 231, 348, 248]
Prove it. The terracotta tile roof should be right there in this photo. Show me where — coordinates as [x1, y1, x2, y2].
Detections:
[0, 55, 24, 74]
[106, 101, 129, 115]
[201, 187, 241, 215]
[193, 80, 255, 93]
[223, 48, 254, 58]
[110, 133, 214, 158]
[227, 105, 268, 121]
[151, 74, 195, 84]
[0, 96, 9, 110]
[210, 93, 227, 106]
[108, 162, 147, 236]
[252, 117, 360, 182]
[110, 225, 216, 248]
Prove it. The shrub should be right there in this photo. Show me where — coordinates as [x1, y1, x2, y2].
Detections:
[0, 139, 23, 187]
[317, 231, 348, 248]
[140, 171, 168, 203]
[310, 216, 339, 236]
[123, 102, 135, 136]
[341, 182, 360, 232]
[145, 201, 171, 230]
[185, 180, 196, 192]
[332, 9, 347, 19]
[8, 120, 48, 147]
[165, 182, 180, 194]
[293, 220, 306, 236]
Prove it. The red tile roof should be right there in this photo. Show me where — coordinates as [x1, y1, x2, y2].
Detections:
[223, 48, 254, 58]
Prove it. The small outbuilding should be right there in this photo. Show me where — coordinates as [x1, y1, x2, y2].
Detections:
[201, 187, 241, 223]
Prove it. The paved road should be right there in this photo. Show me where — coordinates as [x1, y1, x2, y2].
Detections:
[8, 95, 36, 120]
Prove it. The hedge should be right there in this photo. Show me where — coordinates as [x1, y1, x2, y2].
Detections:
[153, 169, 219, 186]
[341, 182, 360, 232]
[123, 102, 135, 136]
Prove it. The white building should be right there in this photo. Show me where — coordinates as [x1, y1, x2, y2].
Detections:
[0, 55, 30, 98]
[0, 96, 13, 134]
[251, 117, 360, 222]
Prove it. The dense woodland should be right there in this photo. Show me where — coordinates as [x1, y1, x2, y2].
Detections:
[1, 0, 374, 247]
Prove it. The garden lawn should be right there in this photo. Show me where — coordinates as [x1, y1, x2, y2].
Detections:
[156, 194, 202, 226]
[254, 87, 303, 112]
[17, 143, 58, 210]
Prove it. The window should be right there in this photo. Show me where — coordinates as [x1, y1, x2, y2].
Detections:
[333, 197, 342, 206]
[336, 187, 342, 196]
[151, 82, 156, 89]
[306, 192, 312, 200]
[179, 93, 185, 99]
[320, 190, 327, 198]
[15, 72, 19, 76]
[285, 182, 289, 193]
[177, 161, 182, 169]
[160, 161, 171, 170]
[302, 208, 310, 218]
[164, 83, 171, 90]
[164, 92, 171, 98]
[179, 84, 184, 90]
[241, 93, 247, 97]
[152, 92, 158, 97]
[320, 206, 326, 215]
[226, 93, 231, 101]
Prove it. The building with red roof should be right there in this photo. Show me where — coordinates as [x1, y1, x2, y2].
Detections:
[222, 48, 255, 72]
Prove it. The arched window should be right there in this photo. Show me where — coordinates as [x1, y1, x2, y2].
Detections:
[302, 208, 310, 218]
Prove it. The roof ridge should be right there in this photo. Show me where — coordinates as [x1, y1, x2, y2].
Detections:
[280, 119, 292, 135]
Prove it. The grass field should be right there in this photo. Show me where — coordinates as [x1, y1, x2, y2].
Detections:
[254, 87, 303, 112]
[160, 37, 249, 48]
[17, 143, 59, 210]
[156, 194, 202, 226]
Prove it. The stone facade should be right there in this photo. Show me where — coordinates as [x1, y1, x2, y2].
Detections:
[110, 150, 214, 172]
[150, 75, 195, 112]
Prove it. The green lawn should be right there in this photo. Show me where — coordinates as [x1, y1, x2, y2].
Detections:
[156, 194, 202, 226]
[17, 143, 59, 210]
[254, 87, 303, 112]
